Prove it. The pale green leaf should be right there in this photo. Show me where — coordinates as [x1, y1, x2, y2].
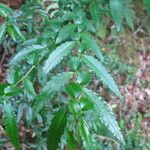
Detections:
[0, 23, 6, 44]
[109, 0, 124, 31]
[79, 119, 93, 150]
[42, 41, 74, 76]
[123, 0, 136, 30]
[33, 72, 73, 113]
[82, 32, 103, 61]
[82, 55, 123, 100]
[83, 88, 125, 144]
[23, 79, 36, 99]
[10, 45, 46, 65]
[0, 3, 12, 17]
[3, 103, 21, 150]
[56, 24, 77, 43]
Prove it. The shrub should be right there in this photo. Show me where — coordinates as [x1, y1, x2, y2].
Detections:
[0, 0, 149, 149]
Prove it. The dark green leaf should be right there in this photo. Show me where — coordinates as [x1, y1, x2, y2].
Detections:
[66, 131, 77, 150]
[79, 97, 94, 111]
[144, 0, 150, 15]
[89, 1, 100, 29]
[3, 103, 20, 150]
[66, 83, 82, 99]
[0, 84, 9, 96]
[47, 108, 68, 150]
[77, 71, 92, 85]
[4, 86, 22, 96]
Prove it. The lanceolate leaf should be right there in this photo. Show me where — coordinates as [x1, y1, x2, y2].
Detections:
[83, 88, 125, 144]
[56, 24, 77, 43]
[82, 55, 123, 100]
[0, 3, 12, 17]
[82, 32, 103, 61]
[47, 108, 68, 150]
[3, 103, 20, 150]
[123, 0, 136, 30]
[0, 83, 9, 96]
[10, 45, 46, 65]
[0, 23, 6, 44]
[144, 0, 150, 15]
[89, 1, 100, 29]
[79, 119, 94, 150]
[109, 0, 124, 31]
[42, 41, 74, 76]
[33, 72, 73, 113]
[11, 21, 26, 41]
[23, 79, 36, 99]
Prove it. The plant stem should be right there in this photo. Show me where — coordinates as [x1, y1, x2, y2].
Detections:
[14, 65, 36, 86]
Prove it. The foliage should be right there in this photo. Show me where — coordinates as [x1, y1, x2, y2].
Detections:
[0, 0, 149, 149]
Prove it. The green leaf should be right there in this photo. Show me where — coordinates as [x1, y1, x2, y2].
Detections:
[23, 79, 36, 99]
[123, 0, 136, 30]
[144, 0, 150, 15]
[89, 1, 100, 29]
[68, 99, 81, 115]
[3, 103, 21, 150]
[82, 55, 123, 100]
[10, 45, 46, 65]
[66, 83, 82, 99]
[42, 41, 74, 76]
[25, 106, 32, 125]
[82, 32, 103, 61]
[47, 108, 68, 150]
[0, 84, 9, 96]
[0, 3, 12, 17]
[66, 131, 77, 150]
[79, 119, 93, 150]
[0, 23, 6, 44]
[77, 71, 92, 85]
[79, 97, 94, 111]
[6, 24, 16, 41]
[4, 86, 22, 96]
[11, 20, 26, 41]
[33, 72, 73, 113]
[109, 0, 124, 31]
[68, 57, 82, 71]
[56, 24, 77, 43]
[83, 88, 125, 144]
[7, 68, 20, 84]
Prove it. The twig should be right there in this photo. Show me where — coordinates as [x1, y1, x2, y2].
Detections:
[14, 65, 36, 86]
